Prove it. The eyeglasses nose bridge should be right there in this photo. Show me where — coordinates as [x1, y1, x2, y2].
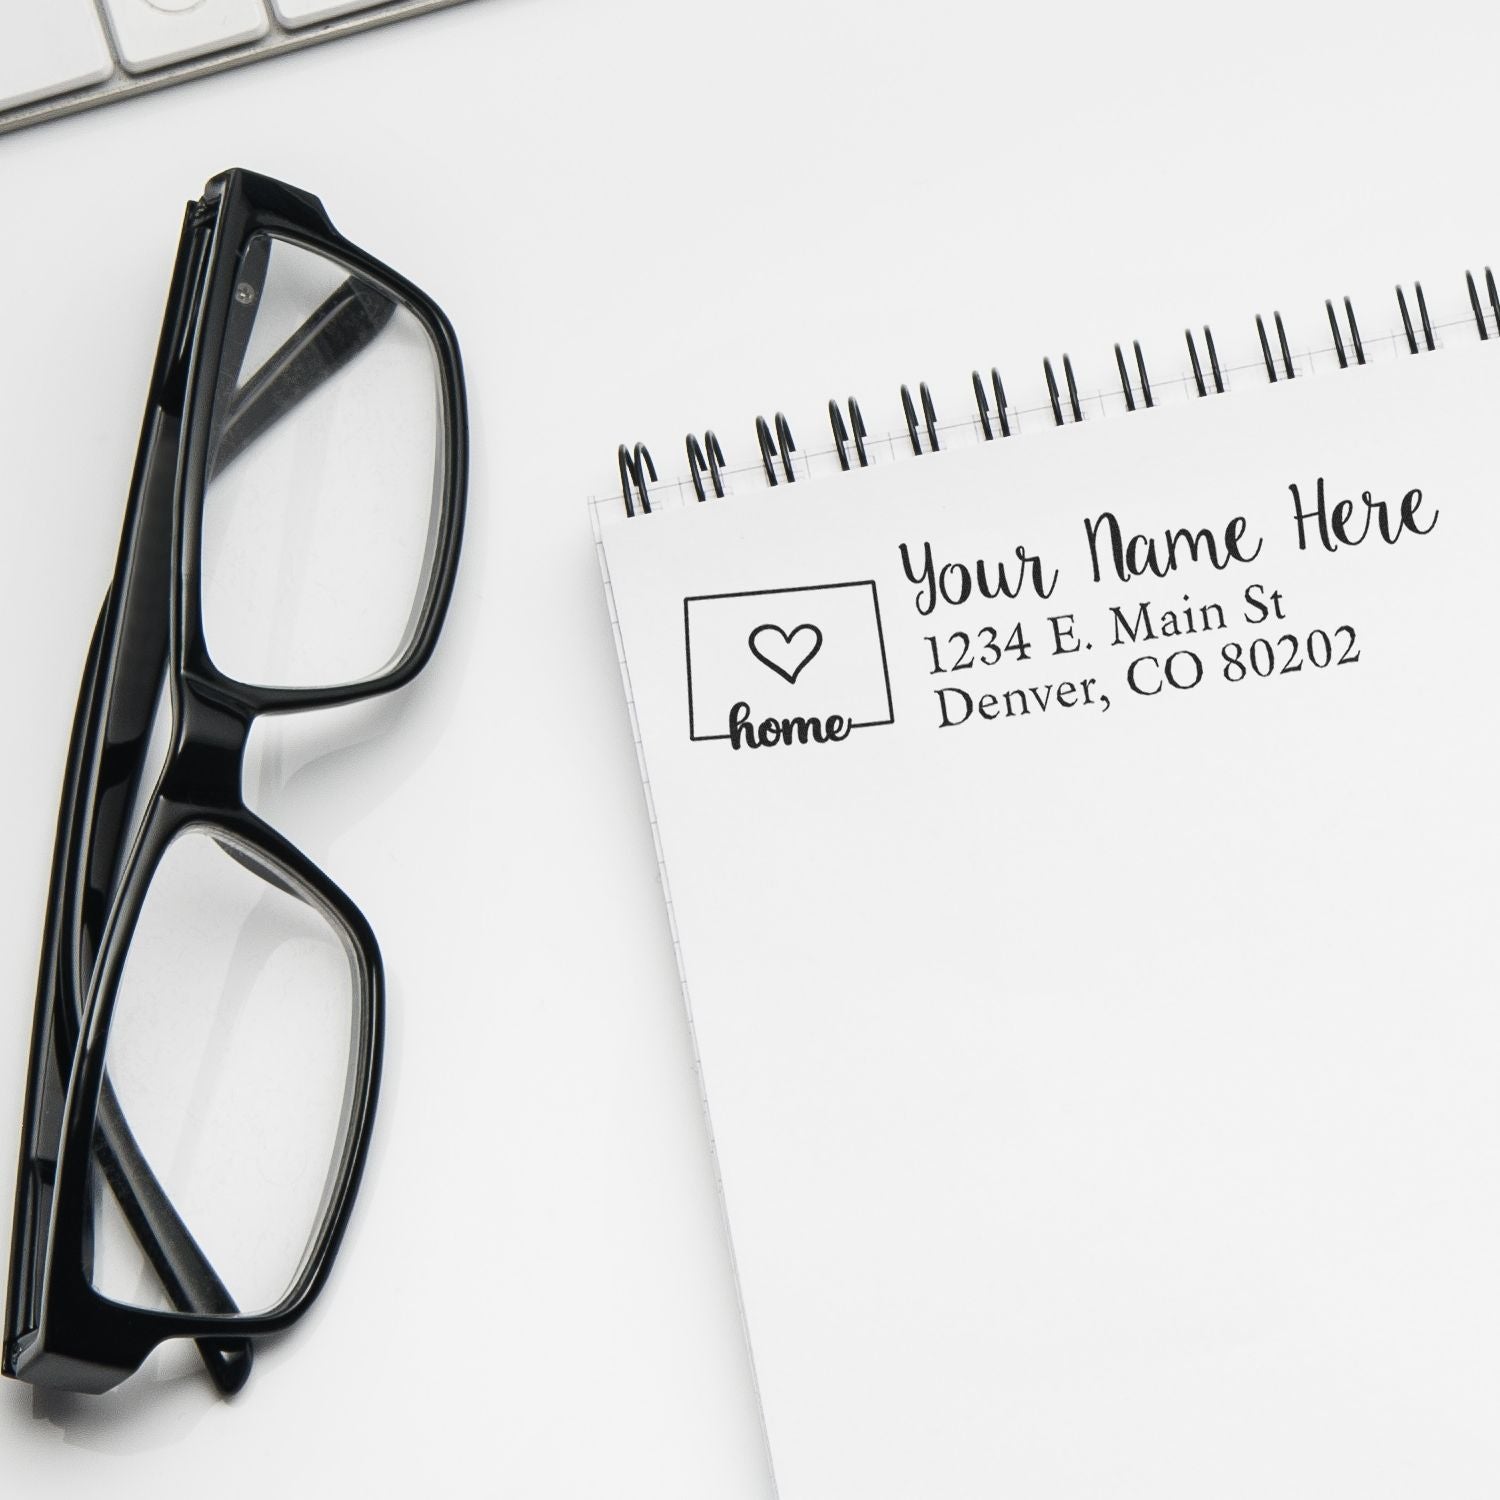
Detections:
[159, 681, 252, 806]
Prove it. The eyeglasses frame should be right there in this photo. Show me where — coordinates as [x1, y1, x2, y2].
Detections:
[3, 167, 467, 1395]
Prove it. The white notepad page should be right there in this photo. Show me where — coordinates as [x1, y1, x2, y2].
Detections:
[597, 343, 1500, 1499]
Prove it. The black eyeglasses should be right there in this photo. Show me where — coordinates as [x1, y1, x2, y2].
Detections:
[3, 169, 467, 1395]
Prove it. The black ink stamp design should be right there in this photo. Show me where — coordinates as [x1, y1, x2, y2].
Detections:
[684, 582, 894, 748]
[747, 623, 823, 684]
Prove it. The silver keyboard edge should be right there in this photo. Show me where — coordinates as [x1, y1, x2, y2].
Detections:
[0, 0, 479, 136]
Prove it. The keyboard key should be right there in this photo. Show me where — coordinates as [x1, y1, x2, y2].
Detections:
[272, 0, 389, 25]
[0, 0, 114, 111]
[100, 0, 271, 75]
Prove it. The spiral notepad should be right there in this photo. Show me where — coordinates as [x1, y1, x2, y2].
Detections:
[594, 280, 1500, 1500]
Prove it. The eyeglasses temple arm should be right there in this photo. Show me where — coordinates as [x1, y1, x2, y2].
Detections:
[93, 1087, 252, 1393]
[207, 276, 397, 481]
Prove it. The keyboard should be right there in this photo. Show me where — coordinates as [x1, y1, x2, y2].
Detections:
[0, 0, 475, 134]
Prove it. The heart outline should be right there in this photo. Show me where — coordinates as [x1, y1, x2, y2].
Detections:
[748, 623, 823, 685]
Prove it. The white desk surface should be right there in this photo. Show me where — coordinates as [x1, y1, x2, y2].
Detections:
[2, 1, 1498, 1494]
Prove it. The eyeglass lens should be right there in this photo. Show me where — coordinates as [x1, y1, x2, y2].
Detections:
[201, 233, 447, 692]
[86, 827, 362, 1319]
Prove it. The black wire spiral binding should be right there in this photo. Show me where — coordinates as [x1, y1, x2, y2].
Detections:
[830, 397, 869, 470]
[618, 442, 655, 517]
[1325, 297, 1365, 369]
[1255, 312, 1295, 382]
[1184, 326, 1224, 397]
[1464, 268, 1499, 341]
[972, 368, 1010, 439]
[1396, 282, 1434, 353]
[900, 382, 940, 454]
[616, 267, 1497, 515]
[755, 412, 797, 485]
[1043, 355, 1082, 425]
[686, 431, 726, 501]
[1114, 340, 1153, 412]
[1466, 272, 1488, 340]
